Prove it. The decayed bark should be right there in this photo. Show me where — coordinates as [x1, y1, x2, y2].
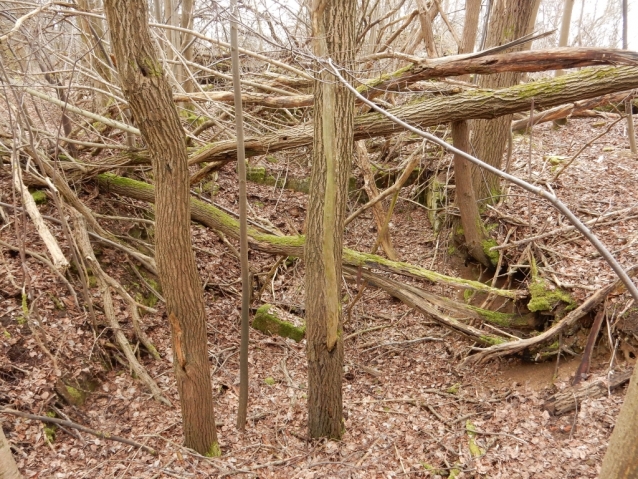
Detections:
[360, 47, 638, 99]
[471, 0, 539, 202]
[601, 366, 638, 477]
[103, 0, 219, 456]
[188, 66, 638, 166]
[12, 158, 69, 270]
[305, 0, 355, 440]
[0, 422, 22, 479]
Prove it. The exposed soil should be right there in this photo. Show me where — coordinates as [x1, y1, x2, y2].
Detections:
[1, 115, 636, 478]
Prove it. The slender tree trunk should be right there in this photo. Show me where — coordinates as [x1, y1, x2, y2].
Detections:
[179, 0, 195, 108]
[553, 0, 575, 126]
[103, 0, 219, 456]
[471, 0, 539, 203]
[0, 422, 22, 479]
[416, 0, 438, 57]
[622, 0, 636, 153]
[555, 0, 575, 77]
[452, 0, 489, 265]
[306, 0, 355, 439]
[600, 365, 638, 477]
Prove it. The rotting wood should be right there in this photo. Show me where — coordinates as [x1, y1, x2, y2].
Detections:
[544, 369, 633, 416]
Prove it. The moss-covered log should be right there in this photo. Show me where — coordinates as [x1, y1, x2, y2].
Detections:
[96, 173, 523, 299]
[252, 304, 305, 342]
[188, 66, 638, 166]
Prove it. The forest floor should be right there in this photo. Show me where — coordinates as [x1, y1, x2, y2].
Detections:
[1, 115, 637, 478]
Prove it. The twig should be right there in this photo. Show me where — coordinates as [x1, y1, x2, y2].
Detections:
[0, 408, 157, 455]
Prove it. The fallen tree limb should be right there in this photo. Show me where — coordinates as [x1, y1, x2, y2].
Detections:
[0, 408, 157, 455]
[466, 267, 637, 363]
[543, 369, 633, 416]
[188, 66, 638, 166]
[96, 173, 523, 299]
[364, 48, 638, 97]
[345, 266, 516, 346]
[511, 91, 633, 132]
[11, 159, 68, 270]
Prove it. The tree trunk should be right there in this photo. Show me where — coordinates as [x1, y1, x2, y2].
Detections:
[600, 365, 638, 477]
[416, 0, 438, 57]
[306, 0, 356, 439]
[452, 0, 488, 265]
[460, 0, 481, 59]
[103, 0, 219, 456]
[0, 423, 22, 479]
[555, 0, 575, 77]
[471, 0, 539, 203]
[453, 120, 490, 266]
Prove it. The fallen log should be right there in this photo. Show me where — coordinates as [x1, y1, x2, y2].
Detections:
[511, 91, 633, 132]
[363, 48, 638, 97]
[96, 173, 523, 300]
[543, 369, 633, 416]
[188, 66, 638, 166]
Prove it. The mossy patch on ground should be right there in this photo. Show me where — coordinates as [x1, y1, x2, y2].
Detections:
[30, 190, 47, 205]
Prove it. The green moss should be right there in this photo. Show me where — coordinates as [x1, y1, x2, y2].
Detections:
[527, 276, 574, 313]
[343, 249, 521, 299]
[479, 335, 507, 345]
[205, 441, 221, 457]
[48, 293, 65, 310]
[466, 420, 485, 457]
[44, 411, 57, 443]
[252, 304, 306, 342]
[246, 166, 266, 182]
[264, 377, 276, 386]
[446, 383, 461, 394]
[266, 155, 278, 163]
[482, 238, 500, 267]
[65, 385, 86, 406]
[463, 289, 474, 303]
[30, 190, 47, 204]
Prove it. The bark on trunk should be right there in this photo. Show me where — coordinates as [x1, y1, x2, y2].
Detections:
[471, 0, 539, 202]
[305, 0, 355, 440]
[103, 0, 219, 456]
